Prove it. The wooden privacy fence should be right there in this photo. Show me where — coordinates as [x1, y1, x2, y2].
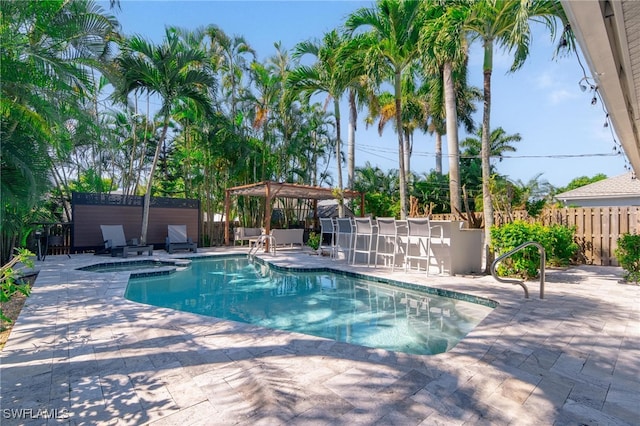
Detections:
[432, 206, 640, 266]
[72, 192, 200, 252]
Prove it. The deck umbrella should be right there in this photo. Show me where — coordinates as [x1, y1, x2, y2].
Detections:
[224, 181, 364, 246]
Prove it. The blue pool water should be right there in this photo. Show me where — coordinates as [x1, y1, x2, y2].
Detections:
[124, 256, 495, 355]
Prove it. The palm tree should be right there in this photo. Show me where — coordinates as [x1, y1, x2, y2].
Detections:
[340, 48, 378, 191]
[203, 25, 255, 122]
[115, 28, 214, 244]
[247, 60, 281, 181]
[461, 126, 522, 168]
[516, 173, 555, 205]
[268, 42, 300, 180]
[1, 0, 119, 262]
[353, 162, 399, 217]
[419, 0, 475, 214]
[290, 30, 351, 215]
[459, 125, 520, 213]
[345, 0, 424, 219]
[369, 71, 431, 176]
[464, 0, 570, 260]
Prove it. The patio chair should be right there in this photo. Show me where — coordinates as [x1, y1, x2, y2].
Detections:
[319, 217, 337, 258]
[352, 217, 377, 266]
[375, 217, 401, 270]
[100, 225, 153, 258]
[334, 217, 355, 262]
[404, 218, 443, 276]
[165, 224, 197, 254]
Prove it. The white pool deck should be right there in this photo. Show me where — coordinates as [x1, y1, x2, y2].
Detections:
[1, 247, 638, 425]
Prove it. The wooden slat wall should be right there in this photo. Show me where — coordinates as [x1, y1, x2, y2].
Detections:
[73, 204, 199, 251]
[431, 206, 640, 266]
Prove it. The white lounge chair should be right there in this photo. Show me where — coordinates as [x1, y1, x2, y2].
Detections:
[100, 225, 153, 258]
[165, 225, 197, 254]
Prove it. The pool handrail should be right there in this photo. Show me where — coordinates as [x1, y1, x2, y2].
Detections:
[491, 241, 546, 299]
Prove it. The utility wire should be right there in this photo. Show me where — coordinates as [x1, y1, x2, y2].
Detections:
[357, 143, 622, 159]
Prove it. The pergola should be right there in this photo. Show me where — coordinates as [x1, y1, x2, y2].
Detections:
[224, 181, 364, 245]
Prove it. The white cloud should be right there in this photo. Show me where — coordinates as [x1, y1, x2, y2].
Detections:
[549, 89, 578, 104]
[536, 71, 554, 88]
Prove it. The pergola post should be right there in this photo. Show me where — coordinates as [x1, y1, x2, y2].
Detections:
[264, 182, 272, 252]
[224, 189, 231, 245]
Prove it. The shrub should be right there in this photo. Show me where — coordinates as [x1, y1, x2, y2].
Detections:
[615, 233, 640, 283]
[546, 224, 579, 267]
[306, 232, 321, 251]
[1, 248, 34, 323]
[491, 221, 578, 279]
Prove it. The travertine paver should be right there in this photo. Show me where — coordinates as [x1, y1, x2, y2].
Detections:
[0, 248, 638, 425]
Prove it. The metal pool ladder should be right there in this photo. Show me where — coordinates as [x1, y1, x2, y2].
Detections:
[491, 241, 546, 299]
[248, 235, 277, 257]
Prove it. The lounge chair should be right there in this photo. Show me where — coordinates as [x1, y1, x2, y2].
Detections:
[100, 225, 153, 258]
[165, 224, 197, 254]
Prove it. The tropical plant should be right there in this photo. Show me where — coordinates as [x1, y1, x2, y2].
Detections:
[306, 232, 321, 251]
[290, 30, 351, 215]
[345, 69, 377, 190]
[0, 0, 119, 263]
[491, 220, 578, 279]
[461, 126, 522, 166]
[114, 28, 215, 244]
[515, 173, 555, 217]
[412, 172, 451, 214]
[1, 248, 34, 323]
[419, 0, 474, 214]
[353, 163, 400, 218]
[368, 70, 431, 176]
[464, 0, 571, 264]
[345, 0, 424, 219]
[615, 233, 640, 283]
[202, 24, 256, 122]
[460, 126, 522, 213]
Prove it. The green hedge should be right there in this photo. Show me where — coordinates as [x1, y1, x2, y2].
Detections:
[491, 221, 579, 279]
[615, 233, 640, 283]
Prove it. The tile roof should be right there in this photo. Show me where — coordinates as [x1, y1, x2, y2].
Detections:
[555, 172, 640, 200]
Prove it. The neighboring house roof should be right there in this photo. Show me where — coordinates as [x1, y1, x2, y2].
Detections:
[315, 201, 355, 218]
[555, 172, 640, 201]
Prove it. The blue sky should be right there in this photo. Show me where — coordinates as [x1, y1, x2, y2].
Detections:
[106, 0, 629, 188]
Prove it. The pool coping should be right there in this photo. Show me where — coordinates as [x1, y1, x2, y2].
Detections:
[1, 248, 638, 425]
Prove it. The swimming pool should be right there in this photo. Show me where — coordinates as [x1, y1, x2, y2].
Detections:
[124, 256, 495, 355]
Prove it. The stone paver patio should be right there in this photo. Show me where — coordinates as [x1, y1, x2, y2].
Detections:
[1, 248, 638, 425]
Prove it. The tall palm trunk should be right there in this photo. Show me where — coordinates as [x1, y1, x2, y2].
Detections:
[347, 89, 357, 190]
[435, 131, 443, 174]
[404, 130, 411, 180]
[334, 98, 345, 217]
[481, 41, 495, 269]
[394, 71, 407, 219]
[141, 117, 169, 244]
[444, 61, 461, 214]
